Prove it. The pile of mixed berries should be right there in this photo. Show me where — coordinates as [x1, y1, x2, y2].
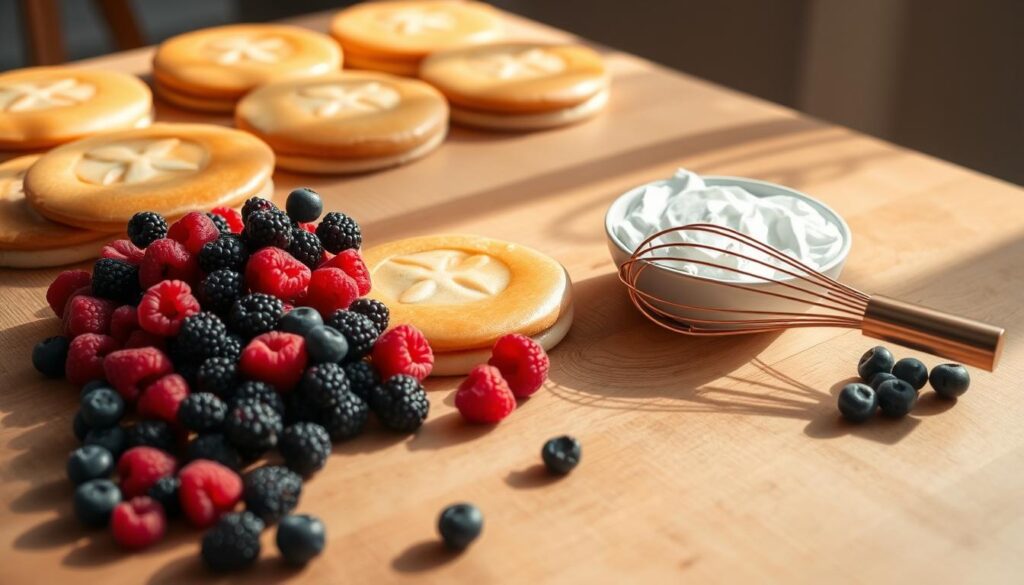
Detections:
[31, 188, 437, 570]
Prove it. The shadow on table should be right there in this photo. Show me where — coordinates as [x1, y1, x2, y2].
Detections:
[146, 551, 307, 585]
[391, 540, 461, 574]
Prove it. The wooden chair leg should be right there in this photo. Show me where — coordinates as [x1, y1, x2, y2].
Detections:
[20, 0, 65, 65]
[95, 0, 146, 50]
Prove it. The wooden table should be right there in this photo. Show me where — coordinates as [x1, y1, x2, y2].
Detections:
[2, 9, 1022, 585]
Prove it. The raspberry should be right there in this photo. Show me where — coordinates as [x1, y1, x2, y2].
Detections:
[124, 330, 167, 351]
[103, 347, 173, 401]
[244, 209, 293, 250]
[211, 207, 244, 234]
[455, 365, 516, 424]
[321, 249, 371, 296]
[187, 434, 243, 470]
[320, 390, 369, 441]
[199, 234, 248, 273]
[243, 465, 302, 523]
[101, 239, 145, 265]
[168, 211, 220, 255]
[92, 258, 141, 304]
[66, 334, 119, 386]
[233, 380, 285, 415]
[109, 305, 139, 344]
[196, 357, 238, 399]
[225, 400, 283, 459]
[111, 496, 167, 550]
[127, 211, 168, 248]
[371, 374, 429, 432]
[298, 222, 317, 234]
[174, 312, 230, 363]
[139, 238, 200, 289]
[304, 268, 358, 316]
[298, 363, 348, 408]
[229, 293, 284, 339]
[287, 228, 324, 269]
[241, 197, 276, 222]
[349, 298, 389, 334]
[199, 269, 244, 315]
[488, 334, 550, 398]
[245, 247, 311, 301]
[138, 374, 190, 423]
[279, 423, 331, 476]
[316, 212, 361, 253]
[127, 420, 178, 452]
[118, 446, 177, 498]
[201, 511, 264, 571]
[46, 269, 91, 318]
[207, 212, 232, 235]
[372, 325, 433, 382]
[239, 332, 307, 392]
[63, 295, 116, 338]
[179, 392, 228, 433]
[179, 459, 244, 528]
[325, 310, 378, 361]
[344, 361, 380, 402]
[137, 280, 201, 336]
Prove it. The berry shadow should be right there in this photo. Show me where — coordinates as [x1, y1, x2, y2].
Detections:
[801, 377, 921, 443]
[391, 540, 460, 573]
[8, 478, 68, 514]
[12, 509, 82, 550]
[147, 551, 307, 585]
[405, 411, 496, 452]
[504, 464, 561, 490]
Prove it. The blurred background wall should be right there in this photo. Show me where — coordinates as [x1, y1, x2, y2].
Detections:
[1, 0, 1020, 183]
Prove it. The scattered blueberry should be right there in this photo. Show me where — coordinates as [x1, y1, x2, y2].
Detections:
[892, 357, 928, 390]
[32, 336, 68, 378]
[66, 445, 115, 485]
[438, 503, 483, 550]
[276, 514, 326, 566]
[857, 346, 894, 382]
[285, 188, 323, 224]
[278, 307, 323, 337]
[84, 425, 127, 459]
[542, 435, 582, 475]
[73, 479, 121, 527]
[80, 387, 125, 428]
[929, 363, 971, 399]
[837, 383, 877, 423]
[305, 325, 349, 364]
[79, 379, 110, 398]
[876, 378, 918, 417]
[869, 372, 898, 391]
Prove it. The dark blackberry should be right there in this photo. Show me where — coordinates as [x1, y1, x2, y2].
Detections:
[232, 380, 285, 416]
[371, 375, 429, 432]
[298, 363, 349, 409]
[127, 420, 176, 452]
[287, 228, 323, 269]
[222, 334, 243, 362]
[175, 312, 229, 363]
[197, 357, 238, 400]
[325, 310, 378, 361]
[244, 209, 293, 250]
[225, 400, 282, 459]
[175, 360, 200, 387]
[199, 235, 249, 273]
[278, 423, 331, 476]
[91, 258, 140, 303]
[187, 433, 243, 470]
[320, 390, 369, 441]
[241, 197, 276, 222]
[230, 293, 285, 338]
[207, 212, 232, 235]
[349, 298, 389, 334]
[127, 211, 167, 248]
[344, 361, 380, 402]
[243, 465, 303, 523]
[284, 391, 320, 425]
[285, 187, 322, 223]
[316, 212, 361, 253]
[179, 392, 228, 432]
[201, 511, 265, 572]
[199, 269, 244, 315]
[148, 476, 181, 518]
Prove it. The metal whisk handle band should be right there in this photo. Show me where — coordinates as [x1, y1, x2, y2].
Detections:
[862, 295, 1005, 371]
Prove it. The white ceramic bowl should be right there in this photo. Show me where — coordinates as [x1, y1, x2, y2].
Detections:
[604, 175, 852, 330]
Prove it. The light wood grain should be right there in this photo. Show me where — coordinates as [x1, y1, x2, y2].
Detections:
[2, 9, 1022, 585]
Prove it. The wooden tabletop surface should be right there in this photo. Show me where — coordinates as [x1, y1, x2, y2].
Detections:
[2, 8, 1022, 585]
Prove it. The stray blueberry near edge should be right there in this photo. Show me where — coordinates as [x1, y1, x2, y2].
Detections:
[438, 503, 483, 550]
[929, 363, 971, 399]
[542, 435, 582, 475]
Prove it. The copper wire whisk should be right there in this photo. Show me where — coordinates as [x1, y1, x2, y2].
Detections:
[618, 224, 1005, 371]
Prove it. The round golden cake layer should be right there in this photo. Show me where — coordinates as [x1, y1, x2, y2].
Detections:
[0, 67, 152, 149]
[24, 123, 275, 232]
[362, 234, 571, 352]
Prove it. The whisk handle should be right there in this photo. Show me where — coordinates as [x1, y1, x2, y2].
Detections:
[862, 295, 1005, 371]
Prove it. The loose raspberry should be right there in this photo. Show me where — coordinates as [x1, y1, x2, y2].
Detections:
[321, 249, 371, 296]
[139, 238, 200, 289]
[211, 207, 244, 234]
[304, 268, 358, 316]
[372, 325, 433, 382]
[66, 333, 119, 386]
[179, 459, 243, 528]
[46, 270, 91, 318]
[103, 347, 173, 401]
[455, 365, 516, 424]
[63, 295, 117, 338]
[137, 280, 201, 336]
[110, 304, 140, 344]
[168, 211, 220, 255]
[298, 222, 317, 234]
[239, 332, 307, 392]
[245, 247, 311, 301]
[118, 446, 177, 498]
[111, 496, 167, 550]
[138, 374, 190, 424]
[488, 334, 550, 398]
[124, 330, 167, 351]
[101, 239, 145, 265]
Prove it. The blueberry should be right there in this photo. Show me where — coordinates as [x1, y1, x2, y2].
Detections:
[66, 445, 115, 485]
[276, 514, 326, 565]
[837, 383, 877, 423]
[892, 357, 928, 390]
[84, 425, 127, 459]
[80, 379, 110, 398]
[285, 188, 323, 224]
[929, 363, 971, 399]
[80, 387, 125, 428]
[869, 372, 898, 391]
[73, 411, 91, 442]
[148, 476, 181, 518]
[541, 435, 582, 475]
[305, 325, 349, 364]
[876, 379, 918, 417]
[438, 503, 483, 550]
[278, 307, 323, 337]
[73, 479, 121, 528]
[32, 336, 68, 378]
[857, 346, 894, 382]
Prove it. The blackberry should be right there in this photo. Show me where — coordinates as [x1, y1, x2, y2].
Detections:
[371, 375, 429, 432]
[232, 380, 285, 416]
[148, 476, 181, 518]
[298, 363, 349, 409]
[279, 423, 331, 476]
[179, 392, 228, 432]
[230, 293, 285, 338]
[287, 228, 323, 269]
[175, 312, 229, 363]
[201, 511, 265, 572]
[349, 298, 389, 334]
[207, 212, 232, 235]
[127, 211, 167, 248]
[187, 433, 243, 470]
[222, 334, 243, 362]
[241, 197, 276, 222]
[196, 357, 238, 399]
[316, 212, 361, 253]
[225, 400, 282, 459]
[344, 361, 380, 402]
[175, 360, 200, 387]
[320, 390, 369, 441]
[325, 310, 378, 361]
[285, 187, 322, 223]
[244, 209, 293, 250]
[127, 420, 176, 452]
[33, 335, 69, 378]
[284, 391, 320, 425]
[199, 235, 249, 273]
[84, 425, 127, 459]
[199, 269, 244, 315]
[91, 258, 140, 303]
[243, 465, 303, 523]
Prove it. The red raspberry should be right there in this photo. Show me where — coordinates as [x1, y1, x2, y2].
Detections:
[318, 250, 334, 267]
[103, 347, 173, 401]
[488, 334, 550, 398]
[321, 249, 371, 295]
[211, 207, 244, 234]
[245, 247, 311, 301]
[138, 374, 190, 423]
[178, 459, 243, 528]
[101, 239, 145, 265]
[65, 333, 119, 386]
[110, 304, 140, 344]
[139, 238, 200, 289]
[137, 280, 201, 336]
[46, 270, 91, 318]
[167, 211, 220, 255]
[239, 331, 307, 392]
[455, 365, 516, 424]
[304, 267, 359, 316]
[298, 222, 317, 234]
[111, 496, 167, 550]
[118, 446, 177, 498]
[124, 330, 167, 351]
[63, 295, 117, 338]
[372, 325, 434, 381]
